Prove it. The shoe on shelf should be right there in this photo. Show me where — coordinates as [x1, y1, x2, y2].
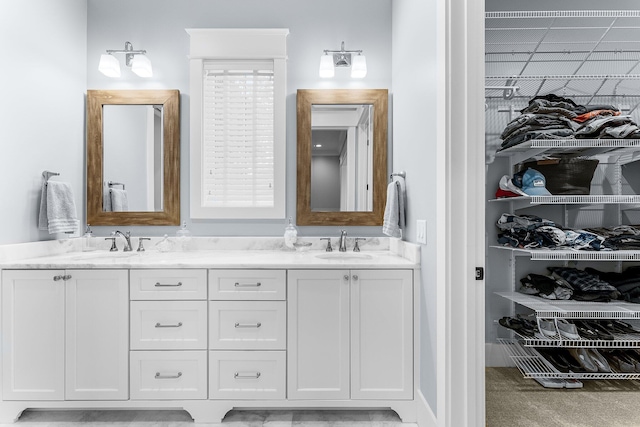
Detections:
[602, 350, 636, 373]
[621, 349, 640, 372]
[498, 316, 536, 337]
[557, 319, 581, 340]
[535, 348, 570, 373]
[583, 321, 615, 340]
[537, 318, 558, 338]
[586, 348, 611, 373]
[568, 348, 599, 373]
[573, 321, 600, 340]
[603, 320, 638, 334]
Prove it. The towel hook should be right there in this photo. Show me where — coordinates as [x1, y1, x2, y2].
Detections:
[390, 171, 406, 181]
[42, 170, 60, 182]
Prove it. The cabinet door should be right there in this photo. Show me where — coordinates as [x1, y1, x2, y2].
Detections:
[287, 270, 350, 400]
[65, 269, 129, 400]
[1, 270, 65, 400]
[351, 269, 413, 400]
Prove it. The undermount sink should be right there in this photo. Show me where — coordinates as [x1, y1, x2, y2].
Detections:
[71, 251, 141, 259]
[315, 252, 373, 260]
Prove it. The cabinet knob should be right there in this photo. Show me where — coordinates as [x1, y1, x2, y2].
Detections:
[344, 275, 350, 281]
[352, 275, 358, 280]
[53, 275, 63, 281]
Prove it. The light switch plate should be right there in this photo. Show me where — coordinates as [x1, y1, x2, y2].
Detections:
[416, 220, 427, 244]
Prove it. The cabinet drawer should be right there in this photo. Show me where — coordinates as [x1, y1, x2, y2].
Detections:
[209, 269, 285, 300]
[130, 351, 207, 400]
[209, 351, 285, 400]
[130, 301, 207, 350]
[130, 269, 206, 300]
[209, 301, 286, 350]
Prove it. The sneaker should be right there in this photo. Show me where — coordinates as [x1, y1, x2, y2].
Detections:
[534, 377, 566, 388]
[564, 378, 584, 389]
[537, 318, 558, 338]
[568, 348, 598, 373]
[557, 319, 581, 340]
[586, 349, 611, 373]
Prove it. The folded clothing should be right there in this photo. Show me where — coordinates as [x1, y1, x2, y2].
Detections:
[548, 267, 620, 301]
[520, 273, 573, 300]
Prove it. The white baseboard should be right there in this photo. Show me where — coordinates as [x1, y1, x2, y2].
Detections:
[416, 390, 437, 427]
[485, 342, 515, 367]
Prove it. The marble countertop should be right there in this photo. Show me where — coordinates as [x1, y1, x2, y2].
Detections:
[0, 237, 420, 270]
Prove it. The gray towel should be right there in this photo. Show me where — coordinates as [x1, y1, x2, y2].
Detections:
[382, 180, 405, 238]
[110, 188, 129, 211]
[41, 181, 79, 234]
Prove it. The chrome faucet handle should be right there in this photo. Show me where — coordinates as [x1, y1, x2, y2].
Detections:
[105, 237, 118, 251]
[339, 229, 348, 252]
[320, 238, 333, 252]
[137, 237, 150, 252]
[353, 238, 366, 252]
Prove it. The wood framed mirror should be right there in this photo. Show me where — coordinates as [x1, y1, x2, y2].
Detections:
[296, 89, 388, 226]
[86, 89, 180, 225]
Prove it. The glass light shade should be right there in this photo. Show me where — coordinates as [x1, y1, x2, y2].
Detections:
[131, 54, 153, 77]
[351, 55, 367, 78]
[319, 54, 335, 78]
[98, 54, 121, 77]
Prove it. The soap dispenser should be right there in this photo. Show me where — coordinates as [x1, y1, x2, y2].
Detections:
[175, 221, 192, 251]
[82, 224, 95, 252]
[284, 217, 298, 249]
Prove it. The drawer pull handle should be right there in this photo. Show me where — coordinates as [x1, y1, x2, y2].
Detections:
[234, 282, 262, 287]
[156, 372, 182, 380]
[154, 282, 183, 287]
[235, 322, 262, 328]
[234, 372, 261, 379]
[155, 322, 183, 328]
[155, 372, 182, 379]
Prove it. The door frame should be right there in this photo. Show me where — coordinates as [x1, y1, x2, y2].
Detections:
[437, 0, 486, 426]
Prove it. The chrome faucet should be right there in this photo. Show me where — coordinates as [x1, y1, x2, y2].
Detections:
[339, 230, 348, 252]
[112, 230, 133, 252]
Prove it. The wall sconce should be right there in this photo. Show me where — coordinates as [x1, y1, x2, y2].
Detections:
[98, 41, 153, 78]
[319, 41, 367, 79]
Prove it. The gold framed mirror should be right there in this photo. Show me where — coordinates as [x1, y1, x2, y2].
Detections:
[86, 89, 180, 225]
[296, 89, 388, 226]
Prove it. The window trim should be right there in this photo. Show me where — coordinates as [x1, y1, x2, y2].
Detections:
[187, 28, 288, 219]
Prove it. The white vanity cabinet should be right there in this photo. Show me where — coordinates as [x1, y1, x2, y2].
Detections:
[129, 269, 208, 400]
[208, 269, 287, 400]
[1, 269, 129, 401]
[287, 269, 413, 400]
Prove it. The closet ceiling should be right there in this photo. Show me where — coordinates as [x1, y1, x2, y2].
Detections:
[486, 11, 640, 100]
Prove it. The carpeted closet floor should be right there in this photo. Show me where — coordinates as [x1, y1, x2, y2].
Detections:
[486, 367, 640, 427]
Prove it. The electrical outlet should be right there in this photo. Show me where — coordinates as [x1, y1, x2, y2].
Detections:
[416, 220, 427, 244]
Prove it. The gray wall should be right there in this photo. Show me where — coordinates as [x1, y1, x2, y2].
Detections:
[392, 0, 438, 414]
[87, 0, 392, 238]
[0, 0, 87, 245]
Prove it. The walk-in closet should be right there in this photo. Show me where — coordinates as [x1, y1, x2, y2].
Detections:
[485, 4, 640, 425]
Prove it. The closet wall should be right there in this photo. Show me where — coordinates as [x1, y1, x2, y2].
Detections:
[485, 1, 640, 367]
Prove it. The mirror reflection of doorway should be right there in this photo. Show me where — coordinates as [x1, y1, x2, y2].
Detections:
[310, 104, 373, 212]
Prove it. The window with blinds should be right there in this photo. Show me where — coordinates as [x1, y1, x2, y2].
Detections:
[202, 61, 275, 208]
[188, 28, 287, 219]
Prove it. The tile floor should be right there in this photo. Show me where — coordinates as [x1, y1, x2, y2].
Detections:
[0, 409, 417, 427]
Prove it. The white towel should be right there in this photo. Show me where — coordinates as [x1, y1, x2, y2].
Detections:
[103, 185, 112, 212]
[42, 181, 79, 234]
[382, 180, 406, 238]
[110, 188, 129, 211]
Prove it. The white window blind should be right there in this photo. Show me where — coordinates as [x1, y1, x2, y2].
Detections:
[202, 61, 275, 208]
